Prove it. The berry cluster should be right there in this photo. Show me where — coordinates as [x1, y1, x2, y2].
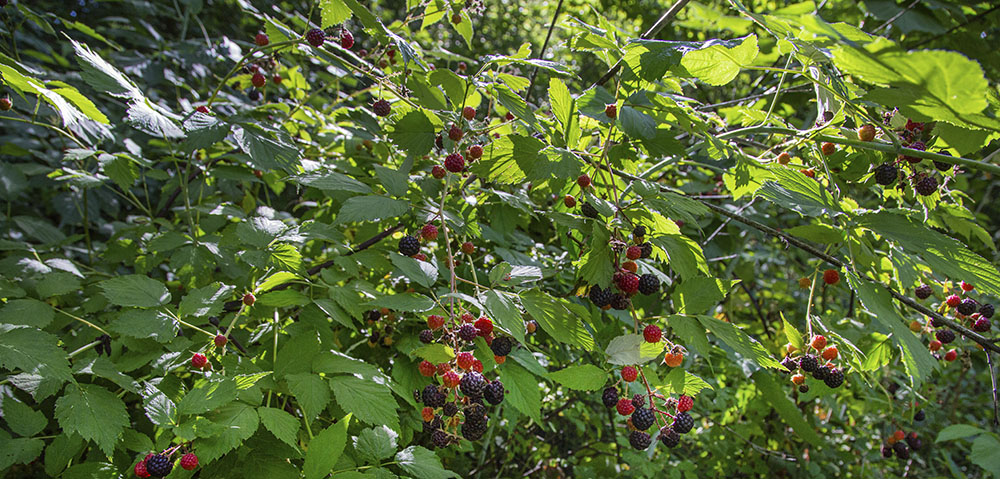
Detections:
[912, 280, 994, 361]
[364, 308, 399, 348]
[588, 225, 659, 310]
[602, 374, 697, 451]
[780, 335, 846, 392]
[870, 113, 951, 197]
[415, 311, 510, 446]
[880, 428, 923, 460]
[133, 450, 198, 477]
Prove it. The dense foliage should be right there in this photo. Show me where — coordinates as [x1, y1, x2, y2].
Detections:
[2, 0, 1000, 477]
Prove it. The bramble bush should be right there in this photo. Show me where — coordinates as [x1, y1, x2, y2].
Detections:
[2, 0, 1000, 477]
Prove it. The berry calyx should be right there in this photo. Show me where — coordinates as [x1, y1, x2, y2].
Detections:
[621, 366, 638, 382]
[255, 33, 269, 46]
[857, 124, 876, 142]
[243, 292, 256, 306]
[462, 106, 476, 120]
[810, 335, 827, 351]
[418, 360, 436, 377]
[643, 324, 662, 343]
[444, 153, 465, 172]
[180, 453, 198, 471]
[214, 335, 228, 348]
[191, 353, 208, 369]
[305, 28, 325, 47]
[421, 224, 439, 240]
[616, 398, 635, 416]
[577, 174, 591, 188]
[340, 30, 354, 49]
[372, 99, 391, 117]
[605, 104, 617, 119]
[822, 269, 840, 285]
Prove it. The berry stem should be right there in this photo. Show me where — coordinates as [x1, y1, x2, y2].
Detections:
[439, 175, 459, 321]
[54, 307, 110, 335]
[206, 38, 302, 108]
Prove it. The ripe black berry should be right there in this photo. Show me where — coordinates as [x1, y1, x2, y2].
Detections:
[460, 371, 486, 398]
[973, 318, 991, 332]
[914, 410, 925, 421]
[422, 385, 446, 407]
[639, 242, 652, 258]
[881, 444, 893, 458]
[824, 368, 844, 388]
[145, 454, 173, 477]
[443, 402, 458, 416]
[372, 99, 391, 117]
[633, 225, 646, 238]
[419, 329, 434, 344]
[781, 356, 799, 372]
[422, 416, 443, 432]
[610, 294, 629, 310]
[935, 329, 955, 344]
[980, 303, 995, 319]
[581, 203, 599, 218]
[628, 430, 651, 450]
[672, 412, 694, 434]
[798, 384, 809, 393]
[631, 393, 645, 410]
[915, 284, 932, 299]
[432, 429, 450, 448]
[484, 380, 504, 405]
[811, 365, 829, 381]
[589, 286, 613, 307]
[637, 274, 660, 295]
[930, 316, 945, 328]
[306, 28, 325, 47]
[458, 324, 478, 342]
[490, 336, 512, 356]
[631, 408, 655, 431]
[398, 235, 420, 256]
[874, 163, 897, 186]
[892, 441, 908, 457]
[248, 89, 261, 101]
[461, 415, 488, 441]
[906, 433, 922, 450]
[915, 175, 938, 196]
[659, 426, 680, 448]
[799, 354, 818, 373]
[602, 387, 618, 408]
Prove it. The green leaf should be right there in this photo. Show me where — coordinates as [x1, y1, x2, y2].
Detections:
[395, 445, 460, 479]
[546, 364, 606, 391]
[234, 125, 301, 171]
[520, 289, 594, 350]
[99, 274, 171, 307]
[548, 78, 574, 132]
[667, 315, 709, 356]
[2, 398, 48, 437]
[411, 344, 455, 363]
[675, 277, 737, 315]
[783, 224, 844, 244]
[781, 313, 804, 352]
[292, 172, 373, 194]
[0, 325, 73, 383]
[605, 334, 664, 366]
[651, 234, 709, 280]
[495, 85, 538, 130]
[125, 100, 185, 139]
[257, 272, 298, 292]
[663, 367, 713, 396]
[259, 407, 301, 450]
[198, 403, 260, 463]
[287, 373, 331, 421]
[0, 433, 44, 470]
[178, 282, 234, 318]
[970, 434, 1000, 476]
[303, 415, 350, 479]
[182, 113, 230, 151]
[71, 39, 140, 98]
[54, 384, 128, 455]
[390, 252, 438, 288]
[140, 382, 176, 427]
[577, 85, 617, 123]
[355, 426, 398, 464]
[756, 168, 842, 217]
[578, 224, 614, 287]
[177, 379, 238, 415]
[936, 424, 985, 443]
[680, 34, 758, 85]
[498, 362, 541, 423]
[0, 299, 54, 328]
[110, 309, 175, 342]
[320, 0, 352, 27]
[451, 11, 473, 48]
[751, 371, 822, 446]
[856, 211, 1000, 297]
[483, 290, 524, 344]
[365, 293, 435, 312]
[329, 376, 399, 431]
[389, 110, 439, 157]
[697, 316, 782, 369]
[336, 196, 410, 224]
[619, 106, 657, 140]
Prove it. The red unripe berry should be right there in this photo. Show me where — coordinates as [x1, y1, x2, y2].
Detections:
[893, 430, 905, 441]
[461, 313, 475, 324]
[626, 245, 641, 260]
[196, 105, 210, 114]
[457, 352, 475, 370]
[577, 174, 591, 188]
[469, 144, 483, 159]
[800, 168, 815, 178]
[961, 281, 974, 292]
[777, 152, 791, 165]
[677, 395, 693, 412]
[792, 374, 805, 385]
[823, 269, 840, 285]
[822, 346, 838, 360]
[448, 125, 464, 142]
[442, 371, 460, 388]
[414, 253, 427, 261]
[494, 355, 506, 364]
[451, 13, 462, 24]
[214, 335, 228, 348]
[616, 398, 635, 415]
[474, 317, 493, 336]
[444, 153, 465, 173]
[431, 165, 447, 179]
[418, 360, 436, 377]
[643, 324, 662, 343]
[944, 349, 958, 361]
[180, 453, 199, 471]
[504, 111, 514, 121]
[858, 124, 876, 142]
[472, 359, 483, 372]
[427, 315, 445, 330]
[526, 320, 537, 334]
[273, 75, 283, 84]
[946, 295, 961, 307]
[928, 340, 942, 352]
[563, 195, 576, 208]
[251, 72, 266, 88]
[255, 33, 269, 46]
[457, 61, 467, 71]
[621, 366, 638, 382]
[191, 353, 208, 369]
[340, 30, 354, 49]
[421, 224, 439, 240]
[461, 242, 475, 255]
[617, 274, 639, 294]
[243, 292, 256, 306]
[0, 97, 11, 111]
[421, 407, 434, 422]
[810, 335, 827, 350]
[821, 142, 836, 156]
[462, 106, 476, 120]
[134, 460, 150, 478]
[605, 103, 617, 119]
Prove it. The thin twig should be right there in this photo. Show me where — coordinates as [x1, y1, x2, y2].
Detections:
[592, 0, 692, 86]
[523, 0, 565, 105]
[987, 351, 1000, 428]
